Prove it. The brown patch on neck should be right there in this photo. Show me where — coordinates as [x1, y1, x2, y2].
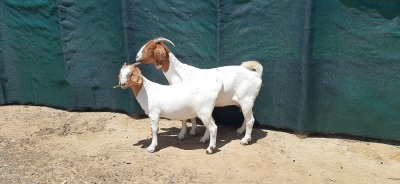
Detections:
[131, 81, 143, 97]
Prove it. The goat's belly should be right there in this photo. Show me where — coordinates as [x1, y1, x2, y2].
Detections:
[215, 95, 239, 107]
[159, 109, 197, 120]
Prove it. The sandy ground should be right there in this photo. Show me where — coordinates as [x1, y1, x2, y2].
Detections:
[0, 105, 399, 184]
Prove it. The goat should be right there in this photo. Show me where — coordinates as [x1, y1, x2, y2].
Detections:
[135, 37, 263, 145]
[114, 63, 222, 154]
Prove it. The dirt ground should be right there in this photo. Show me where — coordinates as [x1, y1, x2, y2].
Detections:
[0, 105, 399, 184]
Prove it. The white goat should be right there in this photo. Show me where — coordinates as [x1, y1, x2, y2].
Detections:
[135, 37, 263, 145]
[115, 63, 221, 154]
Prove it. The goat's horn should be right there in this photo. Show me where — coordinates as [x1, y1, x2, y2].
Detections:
[133, 62, 141, 67]
[153, 37, 175, 47]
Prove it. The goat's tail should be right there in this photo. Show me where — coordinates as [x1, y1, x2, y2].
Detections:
[241, 60, 263, 77]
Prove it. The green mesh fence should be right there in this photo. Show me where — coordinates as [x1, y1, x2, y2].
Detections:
[0, 0, 399, 141]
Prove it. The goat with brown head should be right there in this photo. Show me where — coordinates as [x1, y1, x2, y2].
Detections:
[134, 37, 264, 146]
[135, 37, 175, 72]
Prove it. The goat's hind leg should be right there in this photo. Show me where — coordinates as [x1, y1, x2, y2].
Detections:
[200, 116, 217, 154]
[237, 98, 256, 145]
[240, 108, 255, 145]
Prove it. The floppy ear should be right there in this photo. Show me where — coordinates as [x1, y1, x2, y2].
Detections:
[154, 44, 170, 72]
[129, 68, 143, 96]
[130, 68, 143, 85]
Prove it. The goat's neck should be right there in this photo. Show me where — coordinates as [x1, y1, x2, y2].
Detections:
[131, 77, 151, 114]
[163, 52, 190, 84]
[129, 82, 143, 97]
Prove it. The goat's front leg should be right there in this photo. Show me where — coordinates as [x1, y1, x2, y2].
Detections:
[148, 116, 160, 153]
[189, 118, 197, 136]
[179, 118, 198, 140]
[178, 120, 187, 140]
[200, 129, 210, 143]
[236, 121, 246, 135]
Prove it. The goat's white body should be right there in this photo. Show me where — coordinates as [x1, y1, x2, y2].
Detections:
[165, 53, 262, 105]
[163, 53, 263, 144]
[136, 76, 220, 121]
[132, 75, 221, 153]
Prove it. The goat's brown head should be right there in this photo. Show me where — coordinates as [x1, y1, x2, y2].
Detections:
[115, 63, 143, 96]
[135, 37, 175, 72]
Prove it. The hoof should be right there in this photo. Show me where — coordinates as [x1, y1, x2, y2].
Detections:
[206, 148, 214, 154]
[240, 137, 251, 145]
[147, 147, 156, 153]
[177, 133, 185, 140]
[189, 130, 197, 136]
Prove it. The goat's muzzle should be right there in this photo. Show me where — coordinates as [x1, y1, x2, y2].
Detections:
[136, 55, 144, 62]
[114, 83, 129, 89]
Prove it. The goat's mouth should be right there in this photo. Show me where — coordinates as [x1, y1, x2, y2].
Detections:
[135, 58, 153, 64]
[135, 57, 143, 62]
[121, 84, 129, 89]
[118, 83, 129, 89]
[113, 82, 129, 89]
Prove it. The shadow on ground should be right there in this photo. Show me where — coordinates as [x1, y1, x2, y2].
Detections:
[133, 125, 268, 153]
